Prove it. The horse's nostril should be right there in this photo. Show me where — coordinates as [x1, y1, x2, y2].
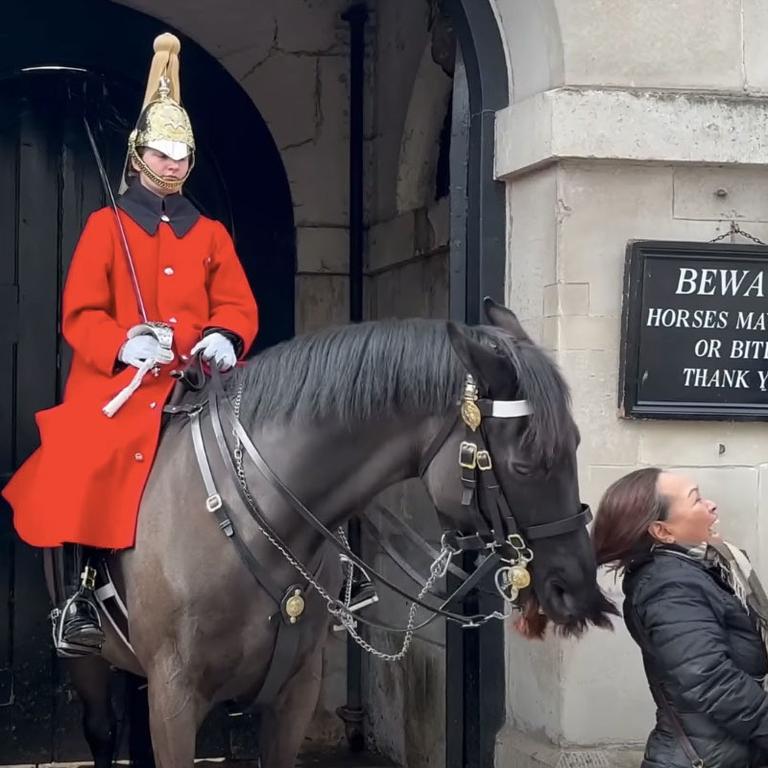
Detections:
[548, 581, 577, 618]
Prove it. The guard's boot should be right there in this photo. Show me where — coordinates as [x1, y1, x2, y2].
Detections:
[51, 545, 104, 658]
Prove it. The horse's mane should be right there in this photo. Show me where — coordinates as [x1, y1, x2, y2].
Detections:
[227, 318, 572, 464]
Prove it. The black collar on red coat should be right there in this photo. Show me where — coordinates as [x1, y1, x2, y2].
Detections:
[117, 181, 200, 238]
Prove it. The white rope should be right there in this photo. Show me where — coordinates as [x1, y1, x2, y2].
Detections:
[102, 358, 156, 418]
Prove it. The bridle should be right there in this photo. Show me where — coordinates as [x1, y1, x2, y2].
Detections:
[171, 367, 592, 636]
[417, 373, 592, 602]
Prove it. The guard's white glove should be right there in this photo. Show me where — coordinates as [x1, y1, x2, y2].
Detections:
[119, 335, 162, 369]
[191, 332, 237, 371]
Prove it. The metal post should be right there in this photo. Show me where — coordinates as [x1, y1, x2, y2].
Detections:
[338, 3, 368, 753]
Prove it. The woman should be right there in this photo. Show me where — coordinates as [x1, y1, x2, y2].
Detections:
[593, 468, 768, 768]
[1, 34, 259, 656]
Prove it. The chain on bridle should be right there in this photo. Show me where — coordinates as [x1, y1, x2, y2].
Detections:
[179, 368, 592, 661]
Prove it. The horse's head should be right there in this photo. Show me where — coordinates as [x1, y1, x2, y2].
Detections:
[424, 300, 616, 638]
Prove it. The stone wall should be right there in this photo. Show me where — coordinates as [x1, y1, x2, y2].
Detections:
[361, 3, 453, 766]
[493, 1, 768, 764]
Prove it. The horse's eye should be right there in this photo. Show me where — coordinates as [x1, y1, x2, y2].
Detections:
[512, 462, 534, 477]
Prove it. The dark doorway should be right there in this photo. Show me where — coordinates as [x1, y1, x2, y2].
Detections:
[0, 1, 294, 762]
[442, 2, 509, 768]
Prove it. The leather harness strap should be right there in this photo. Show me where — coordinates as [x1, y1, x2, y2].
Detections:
[212, 383, 494, 627]
[168, 361, 594, 642]
[190, 408, 286, 607]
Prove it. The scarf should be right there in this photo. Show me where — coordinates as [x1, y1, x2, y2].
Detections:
[708, 540, 768, 685]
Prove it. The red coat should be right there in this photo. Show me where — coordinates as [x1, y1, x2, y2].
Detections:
[2, 207, 259, 549]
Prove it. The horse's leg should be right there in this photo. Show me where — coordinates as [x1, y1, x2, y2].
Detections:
[65, 656, 116, 768]
[145, 661, 211, 768]
[259, 645, 325, 768]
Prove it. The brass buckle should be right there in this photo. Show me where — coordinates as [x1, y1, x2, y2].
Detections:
[80, 565, 97, 591]
[459, 441, 477, 470]
[206, 494, 223, 512]
[476, 450, 492, 471]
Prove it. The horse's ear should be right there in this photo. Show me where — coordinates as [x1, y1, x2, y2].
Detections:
[483, 297, 532, 343]
[447, 322, 514, 394]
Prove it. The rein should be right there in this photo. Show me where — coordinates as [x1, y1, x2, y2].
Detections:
[170, 365, 592, 639]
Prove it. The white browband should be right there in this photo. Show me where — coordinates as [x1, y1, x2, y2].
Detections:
[489, 399, 533, 418]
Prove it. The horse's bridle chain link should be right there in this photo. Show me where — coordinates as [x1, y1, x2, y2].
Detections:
[230, 383, 453, 661]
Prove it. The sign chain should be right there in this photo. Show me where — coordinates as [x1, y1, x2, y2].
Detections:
[710, 221, 767, 246]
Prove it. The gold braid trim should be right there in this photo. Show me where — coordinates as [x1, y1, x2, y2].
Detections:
[129, 146, 195, 193]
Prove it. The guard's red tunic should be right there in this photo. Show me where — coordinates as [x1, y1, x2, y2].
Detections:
[2, 206, 259, 548]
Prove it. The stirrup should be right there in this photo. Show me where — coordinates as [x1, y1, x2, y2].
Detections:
[50, 566, 105, 658]
[338, 556, 379, 611]
[50, 600, 103, 658]
[333, 563, 379, 633]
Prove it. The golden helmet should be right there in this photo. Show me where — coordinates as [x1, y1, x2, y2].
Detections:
[126, 33, 195, 192]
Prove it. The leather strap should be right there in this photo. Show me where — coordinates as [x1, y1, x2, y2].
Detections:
[631, 606, 704, 767]
[190, 399, 318, 708]
[418, 414, 459, 477]
[207, 372, 500, 628]
[190, 408, 286, 607]
[525, 504, 593, 541]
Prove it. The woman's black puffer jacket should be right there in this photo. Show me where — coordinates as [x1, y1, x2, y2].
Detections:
[624, 546, 768, 768]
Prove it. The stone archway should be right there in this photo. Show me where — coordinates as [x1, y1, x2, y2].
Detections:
[0, 0, 296, 351]
[0, 1, 294, 762]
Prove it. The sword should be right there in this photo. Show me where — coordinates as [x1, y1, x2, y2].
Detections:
[82, 116, 174, 416]
[83, 115, 149, 323]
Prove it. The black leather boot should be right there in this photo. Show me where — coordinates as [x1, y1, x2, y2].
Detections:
[51, 545, 104, 657]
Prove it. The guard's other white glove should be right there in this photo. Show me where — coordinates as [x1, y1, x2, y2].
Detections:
[119, 335, 162, 369]
[191, 332, 237, 371]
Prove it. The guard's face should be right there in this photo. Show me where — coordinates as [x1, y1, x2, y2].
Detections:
[134, 148, 190, 196]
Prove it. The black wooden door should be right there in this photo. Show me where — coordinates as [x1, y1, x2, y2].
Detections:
[0, 72, 96, 764]
[0, 71, 261, 763]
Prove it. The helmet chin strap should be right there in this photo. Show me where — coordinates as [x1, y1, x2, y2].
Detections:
[130, 147, 195, 192]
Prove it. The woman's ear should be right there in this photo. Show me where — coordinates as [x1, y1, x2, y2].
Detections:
[648, 521, 674, 545]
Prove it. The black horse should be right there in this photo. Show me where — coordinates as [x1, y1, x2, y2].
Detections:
[57, 300, 615, 767]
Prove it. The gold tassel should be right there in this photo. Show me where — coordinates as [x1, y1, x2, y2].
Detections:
[141, 33, 182, 108]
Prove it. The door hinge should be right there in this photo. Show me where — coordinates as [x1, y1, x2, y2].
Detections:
[0, 667, 14, 707]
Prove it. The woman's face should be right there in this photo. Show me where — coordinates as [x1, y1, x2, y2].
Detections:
[650, 472, 719, 547]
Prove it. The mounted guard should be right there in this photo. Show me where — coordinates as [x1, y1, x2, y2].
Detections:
[1, 33, 259, 656]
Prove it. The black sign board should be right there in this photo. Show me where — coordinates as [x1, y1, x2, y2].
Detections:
[621, 240, 768, 420]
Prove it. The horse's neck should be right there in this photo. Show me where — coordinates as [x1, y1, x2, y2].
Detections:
[256, 415, 431, 530]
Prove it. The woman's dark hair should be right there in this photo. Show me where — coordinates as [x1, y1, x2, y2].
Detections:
[592, 467, 669, 572]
